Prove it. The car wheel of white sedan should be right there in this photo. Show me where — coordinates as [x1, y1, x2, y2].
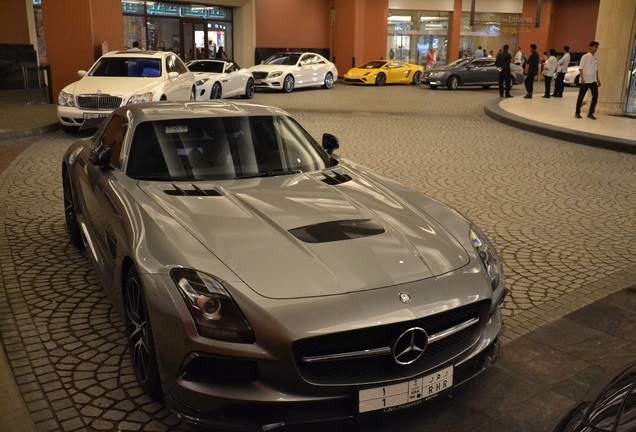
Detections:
[322, 72, 334, 89]
[124, 266, 162, 400]
[375, 73, 386, 86]
[242, 78, 255, 99]
[283, 75, 295, 93]
[211, 82, 222, 100]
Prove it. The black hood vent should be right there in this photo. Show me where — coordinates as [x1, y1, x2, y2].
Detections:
[164, 184, 221, 197]
[289, 219, 385, 243]
[321, 170, 352, 185]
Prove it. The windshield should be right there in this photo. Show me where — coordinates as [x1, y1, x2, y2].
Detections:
[447, 58, 471, 68]
[263, 53, 300, 66]
[187, 60, 225, 73]
[358, 61, 387, 69]
[126, 115, 333, 181]
[89, 57, 162, 77]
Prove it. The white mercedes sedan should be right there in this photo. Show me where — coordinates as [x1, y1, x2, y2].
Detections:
[249, 52, 337, 93]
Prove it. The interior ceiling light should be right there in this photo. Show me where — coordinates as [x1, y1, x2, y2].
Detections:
[388, 15, 412, 22]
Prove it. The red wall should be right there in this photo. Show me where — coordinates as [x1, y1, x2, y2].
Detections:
[255, 0, 331, 49]
[550, 0, 599, 53]
[0, 0, 31, 44]
[42, 0, 124, 98]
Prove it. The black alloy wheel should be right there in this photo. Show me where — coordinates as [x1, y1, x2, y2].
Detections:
[211, 82, 222, 99]
[63, 169, 84, 248]
[375, 73, 386, 86]
[242, 78, 255, 99]
[123, 266, 163, 400]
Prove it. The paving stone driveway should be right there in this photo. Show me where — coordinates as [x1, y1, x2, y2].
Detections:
[0, 84, 635, 431]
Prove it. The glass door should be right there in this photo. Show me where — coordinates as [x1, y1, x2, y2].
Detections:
[182, 21, 207, 62]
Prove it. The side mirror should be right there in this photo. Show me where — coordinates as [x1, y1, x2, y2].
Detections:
[78, 70, 87, 78]
[88, 143, 112, 167]
[322, 133, 340, 154]
[168, 71, 179, 80]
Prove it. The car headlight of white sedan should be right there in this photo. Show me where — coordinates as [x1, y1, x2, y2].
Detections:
[127, 92, 155, 104]
[58, 91, 75, 107]
[269, 71, 283, 78]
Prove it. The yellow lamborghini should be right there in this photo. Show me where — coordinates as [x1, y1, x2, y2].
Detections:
[343, 60, 423, 86]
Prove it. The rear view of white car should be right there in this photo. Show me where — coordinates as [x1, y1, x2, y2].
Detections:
[57, 51, 196, 133]
[187, 59, 254, 100]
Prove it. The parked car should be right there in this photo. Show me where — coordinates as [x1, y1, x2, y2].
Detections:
[343, 60, 423, 85]
[554, 360, 636, 432]
[249, 52, 337, 93]
[564, 63, 581, 86]
[57, 51, 195, 133]
[62, 100, 507, 431]
[422, 57, 525, 90]
[187, 59, 254, 100]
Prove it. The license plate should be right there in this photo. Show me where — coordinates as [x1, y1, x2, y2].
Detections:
[358, 365, 453, 413]
[254, 79, 262, 85]
[83, 113, 109, 119]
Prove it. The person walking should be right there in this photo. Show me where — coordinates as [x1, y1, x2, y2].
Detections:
[542, 49, 557, 98]
[553, 45, 570, 97]
[215, 46, 227, 59]
[575, 41, 601, 119]
[496, 44, 513, 98]
[523, 44, 539, 98]
[425, 48, 437, 70]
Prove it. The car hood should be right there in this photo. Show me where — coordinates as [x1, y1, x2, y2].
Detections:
[65, 76, 164, 96]
[140, 167, 470, 299]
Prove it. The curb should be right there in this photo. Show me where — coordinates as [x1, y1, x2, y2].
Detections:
[484, 99, 636, 155]
[0, 123, 60, 142]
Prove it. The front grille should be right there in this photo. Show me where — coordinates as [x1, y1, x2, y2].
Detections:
[252, 72, 268, 80]
[77, 94, 123, 110]
[293, 300, 489, 385]
[344, 78, 365, 83]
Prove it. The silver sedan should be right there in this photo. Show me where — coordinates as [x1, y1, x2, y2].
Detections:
[62, 100, 507, 431]
[422, 57, 525, 90]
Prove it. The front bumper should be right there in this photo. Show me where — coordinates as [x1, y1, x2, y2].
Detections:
[422, 77, 445, 86]
[253, 77, 283, 89]
[145, 271, 508, 431]
[57, 105, 111, 130]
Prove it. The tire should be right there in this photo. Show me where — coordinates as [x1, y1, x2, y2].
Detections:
[447, 76, 459, 90]
[242, 78, 255, 99]
[322, 72, 334, 89]
[283, 75, 294, 93]
[375, 73, 386, 86]
[211, 82, 222, 99]
[412, 71, 421, 85]
[574, 75, 580, 87]
[63, 169, 84, 248]
[123, 266, 163, 400]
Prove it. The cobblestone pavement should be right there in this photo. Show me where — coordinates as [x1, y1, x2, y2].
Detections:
[0, 84, 635, 431]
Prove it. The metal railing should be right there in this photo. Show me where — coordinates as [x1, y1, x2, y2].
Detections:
[21, 64, 53, 104]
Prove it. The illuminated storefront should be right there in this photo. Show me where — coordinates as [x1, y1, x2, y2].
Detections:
[122, 2, 233, 62]
[387, 11, 449, 66]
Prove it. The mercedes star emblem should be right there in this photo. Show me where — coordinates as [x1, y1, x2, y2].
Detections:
[392, 327, 428, 365]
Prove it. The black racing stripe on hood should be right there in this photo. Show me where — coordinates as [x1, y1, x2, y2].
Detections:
[289, 219, 385, 244]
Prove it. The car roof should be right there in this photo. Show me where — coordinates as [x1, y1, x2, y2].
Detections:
[113, 101, 290, 124]
[101, 51, 171, 59]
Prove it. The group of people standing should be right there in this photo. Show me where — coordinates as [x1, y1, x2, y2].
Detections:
[495, 41, 601, 119]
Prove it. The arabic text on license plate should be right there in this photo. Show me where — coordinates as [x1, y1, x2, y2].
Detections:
[83, 113, 109, 119]
[358, 365, 453, 413]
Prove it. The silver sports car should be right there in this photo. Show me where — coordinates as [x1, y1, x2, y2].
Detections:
[62, 101, 508, 430]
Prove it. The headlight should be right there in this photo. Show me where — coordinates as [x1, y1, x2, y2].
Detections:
[171, 268, 254, 343]
[269, 71, 283, 78]
[430, 71, 445, 78]
[127, 92, 154, 104]
[469, 226, 503, 290]
[195, 78, 209, 86]
[58, 91, 75, 107]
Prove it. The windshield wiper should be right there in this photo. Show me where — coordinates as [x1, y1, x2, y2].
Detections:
[235, 169, 301, 179]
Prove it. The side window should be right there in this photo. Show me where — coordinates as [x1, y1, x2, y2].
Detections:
[226, 62, 237, 73]
[165, 56, 175, 74]
[99, 115, 128, 169]
[172, 55, 189, 74]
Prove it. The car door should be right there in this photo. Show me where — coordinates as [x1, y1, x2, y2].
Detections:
[297, 53, 320, 86]
[465, 58, 492, 85]
[76, 114, 129, 286]
[386, 61, 411, 83]
[220, 61, 241, 97]
[164, 54, 193, 100]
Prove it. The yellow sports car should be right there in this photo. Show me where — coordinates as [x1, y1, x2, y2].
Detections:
[343, 60, 423, 86]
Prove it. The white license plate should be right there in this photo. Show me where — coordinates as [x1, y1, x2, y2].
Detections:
[254, 79, 262, 85]
[83, 113, 109, 119]
[358, 365, 453, 413]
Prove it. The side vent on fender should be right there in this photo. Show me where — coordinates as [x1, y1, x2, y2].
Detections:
[321, 170, 353, 186]
[164, 184, 222, 197]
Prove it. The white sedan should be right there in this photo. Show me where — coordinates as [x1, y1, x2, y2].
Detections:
[187, 59, 254, 100]
[564, 63, 580, 86]
[249, 52, 337, 93]
[57, 51, 196, 133]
